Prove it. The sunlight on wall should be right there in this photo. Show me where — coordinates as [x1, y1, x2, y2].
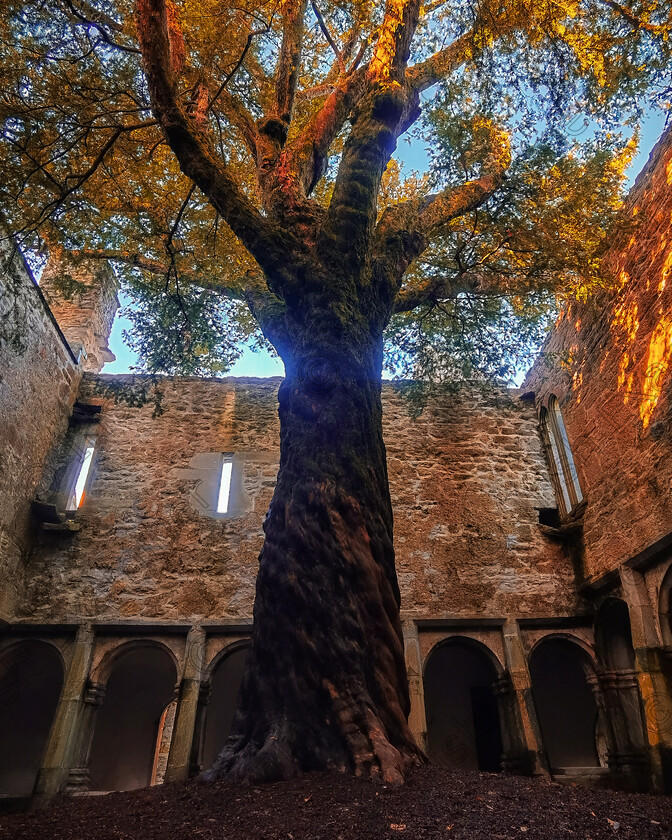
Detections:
[661, 249, 672, 294]
[612, 299, 639, 401]
[640, 315, 672, 429]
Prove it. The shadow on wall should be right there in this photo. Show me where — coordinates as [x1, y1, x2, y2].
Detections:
[0, 641, 64, 796]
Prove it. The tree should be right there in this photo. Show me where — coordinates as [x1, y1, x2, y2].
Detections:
[1, 0, 671, 784]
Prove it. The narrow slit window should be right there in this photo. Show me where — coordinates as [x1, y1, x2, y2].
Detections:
[540, 397, 583, 517]
[549, 398, 583, 507]
[217, 459, 233, 514]
[66, 444, 95, 511]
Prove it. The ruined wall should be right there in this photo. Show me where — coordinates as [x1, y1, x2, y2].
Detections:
[524, 127, 672, 582]
[40, 257, 119, 373]
[0, 241, 81, 622]
[20, 374, 577, 622]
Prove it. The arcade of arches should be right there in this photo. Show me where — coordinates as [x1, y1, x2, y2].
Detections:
[3, 589, 672, 806]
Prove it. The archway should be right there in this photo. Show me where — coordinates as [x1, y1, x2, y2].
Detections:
[0, 640, 64, 795]
[595, 599, 636, 671]
[423, 638, 503, 772]
[88, 644, 177, 791]
[529, 636, 600, 769]
[201, 645, 250, 771]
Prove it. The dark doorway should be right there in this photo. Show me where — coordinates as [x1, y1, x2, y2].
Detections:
[88, 645, 177, 791]
[201, 646, 249, 771]
[595, 599, 636, 671]
[0, 641, 64, 795]
[529, 637, 599, 769]
[424, 639, 503, 771]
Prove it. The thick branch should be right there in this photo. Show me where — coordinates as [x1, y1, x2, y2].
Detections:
[134, 0, 294, 280]
[599, 0, 668, 32]
[274, 0, 309, 122]
[377, 131, 510, 313]
[368, 0, 421, 83]
[243, 270, 292, 356]
[285, 66, 368, 195]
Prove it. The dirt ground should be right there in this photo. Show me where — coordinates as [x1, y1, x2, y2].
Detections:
[1, 766, 671, 840]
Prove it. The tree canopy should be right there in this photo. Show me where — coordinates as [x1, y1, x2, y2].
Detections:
[1, 0, 670, 381]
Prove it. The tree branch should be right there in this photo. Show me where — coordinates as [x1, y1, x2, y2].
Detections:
[274, 0, 309, 122]
[215, 90, 259, 158]
[134, 0, 295, 281]
[207, 25, 268, 158]
[416, 127, 510, 236]
[598, 0, 669, 32]
[285, 65, 368, 195]
[406, 13, 513, 93]
[71, 248, 246, 296]
[368, 0, 421, 83]
[311, 0, 345, 73]
[376, 130, 511, 313]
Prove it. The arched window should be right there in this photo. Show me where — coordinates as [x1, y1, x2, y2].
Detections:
[540, 396, 583, 517]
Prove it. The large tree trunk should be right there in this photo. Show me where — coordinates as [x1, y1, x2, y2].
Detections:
[204, 322, 424, 783]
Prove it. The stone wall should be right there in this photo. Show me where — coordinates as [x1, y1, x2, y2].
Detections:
[19, 374, 578, 623]
[524, 126, 672, 582]
[0, 241, 81, 621]
[40, 257, 119, 373]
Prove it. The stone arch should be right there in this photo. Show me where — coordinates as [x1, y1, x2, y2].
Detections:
[529, 631, 598, 667]
[200, 641, 251, 772]
[423, 636, 504, 772]
[90, 638, 179, 687]
[529, 635, 600, 771]
[0, 639, 65, 795]
[87, 642, 178, 791]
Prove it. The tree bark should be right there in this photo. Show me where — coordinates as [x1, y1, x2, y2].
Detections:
[204, 317, 424, 784]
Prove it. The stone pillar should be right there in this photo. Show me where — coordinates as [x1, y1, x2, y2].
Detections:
[165, 626, 206, 782]
[594, 668, 648, 788]
[402, 620, 427, 752]
[64, 681, 106, 794]
[501, 620, 548, 775]
[191, 680, 212, 777]
[634, 646, 672, 792]
[493, 672, 519, 773]
[620, 566, 671, 790]
[32, 624, 94, 805]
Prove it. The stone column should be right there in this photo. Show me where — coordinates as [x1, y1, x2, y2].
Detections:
[64, 681, 106, 794]
[620, 566, 671, 791]
[32, 624, 94, 806]
[190, 680, 212, 777]
[493, 672, 519, 773]
[402, 620, 427, 752]
[594, 668, 648, 788]
[501, 620, 548, 775]
[165, 626, 206, 783]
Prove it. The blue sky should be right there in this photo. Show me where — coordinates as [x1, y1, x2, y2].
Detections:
[103, 110, 669, 378]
